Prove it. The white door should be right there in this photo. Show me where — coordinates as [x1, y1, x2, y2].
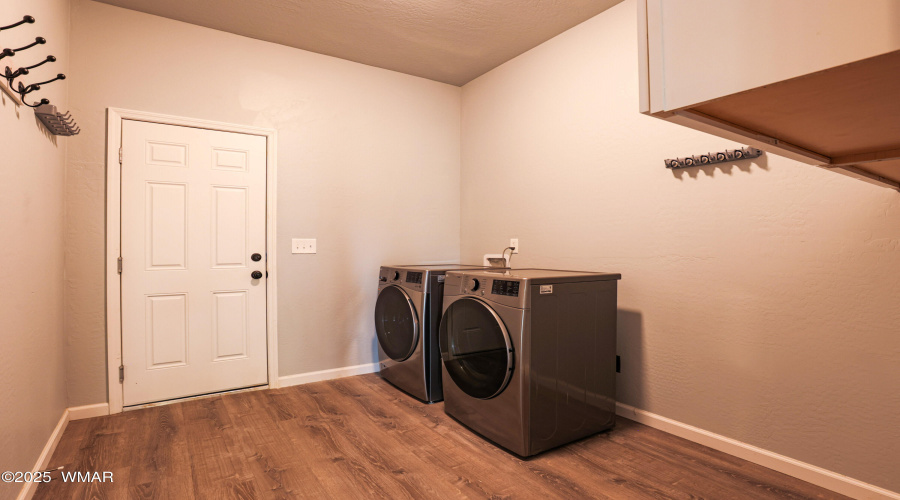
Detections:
[120, 119, 268, 406]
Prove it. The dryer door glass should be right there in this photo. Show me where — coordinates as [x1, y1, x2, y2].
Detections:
[439, 297, 513, 399]
[375, 285, 419, 361]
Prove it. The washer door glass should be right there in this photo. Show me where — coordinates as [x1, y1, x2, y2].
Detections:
[439, 297, 514, 399]
[374, 285, 419, 361]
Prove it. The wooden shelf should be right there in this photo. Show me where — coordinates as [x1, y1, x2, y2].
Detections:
[687, 50, 900, 186]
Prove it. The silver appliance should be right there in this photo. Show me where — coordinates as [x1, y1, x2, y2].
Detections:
[439, 268, 621, 456]
[375, 264, 493, 403]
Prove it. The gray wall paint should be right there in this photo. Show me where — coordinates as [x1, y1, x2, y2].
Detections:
[0, 0, 70, 497]
[459, 0, 900, 492]
[65, 0, 461, 405]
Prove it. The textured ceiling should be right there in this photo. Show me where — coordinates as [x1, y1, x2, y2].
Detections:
[92, 0, 623, 86]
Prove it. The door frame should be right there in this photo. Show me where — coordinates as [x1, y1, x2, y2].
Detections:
[105, 108, 279, 414]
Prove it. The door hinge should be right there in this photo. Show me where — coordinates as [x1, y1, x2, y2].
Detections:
[118, 147, 123, 165]
[117, 257, 123, 274]
[118, 365, 124, 383]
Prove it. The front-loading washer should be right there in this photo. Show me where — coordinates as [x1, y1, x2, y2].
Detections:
[375, 264, 494, 403]
[439, 268, 621, 456]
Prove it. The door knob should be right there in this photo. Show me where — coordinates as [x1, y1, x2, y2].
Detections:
[251, 253, 262, 262]
[251, 271, 263, 280]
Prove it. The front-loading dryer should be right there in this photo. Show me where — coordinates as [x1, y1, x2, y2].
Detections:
[439, 268, 621, 456]
[375, 264, 493, 403]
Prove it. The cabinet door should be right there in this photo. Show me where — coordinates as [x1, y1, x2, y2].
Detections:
[640, 0, 900, 113]
[637, 0, 900, 190]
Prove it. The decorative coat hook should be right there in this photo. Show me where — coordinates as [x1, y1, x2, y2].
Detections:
[18, 72, 66, 94]
[13, 73, 64, 108]
[1, 17, 38, 60]
[1, 15, 35, 31]
[12, 36, 46, 53]
[3, 55, 55, 81]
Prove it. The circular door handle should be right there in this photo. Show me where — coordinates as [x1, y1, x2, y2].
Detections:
[251, 253, 262, 262]
[251, 271, 263, 280]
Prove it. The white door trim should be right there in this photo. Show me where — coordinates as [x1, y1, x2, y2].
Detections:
[105, 108, 279, 414]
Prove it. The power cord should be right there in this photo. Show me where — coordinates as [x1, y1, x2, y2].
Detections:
[502, 246, 516, 268]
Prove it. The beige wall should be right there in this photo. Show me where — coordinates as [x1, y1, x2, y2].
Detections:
[38, 0, 899, 492]
[460, 0, 900, 492]
[65, 0, 461, 406]
[0, 0, 70, 497]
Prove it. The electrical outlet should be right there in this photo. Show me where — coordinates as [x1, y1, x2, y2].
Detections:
[510, 238, 519, 254]
[292, 238, 316, 254]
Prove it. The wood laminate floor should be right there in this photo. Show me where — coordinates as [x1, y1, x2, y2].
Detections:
[34, 374, 847, 499]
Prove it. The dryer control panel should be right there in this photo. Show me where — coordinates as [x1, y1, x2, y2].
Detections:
[491, 280, 520, 297]
[445, 272, 528, 309]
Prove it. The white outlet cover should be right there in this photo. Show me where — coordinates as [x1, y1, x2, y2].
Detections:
[292, 238, 317, 254]
[510, 238, 519, 254]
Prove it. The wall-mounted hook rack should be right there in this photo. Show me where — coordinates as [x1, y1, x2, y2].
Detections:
[0, 14, 79, 135]
[34, 104, 79, 136]
[664, 147, 763, 169]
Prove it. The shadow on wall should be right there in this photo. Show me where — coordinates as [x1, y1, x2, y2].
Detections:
[616, 308, 645, 409]
[1, 90, 58, 146]
[370, 336, 380, 365]
[1, 90, 22, 118]
[671, 153, 769, 180]
[33, 112, 59, 146]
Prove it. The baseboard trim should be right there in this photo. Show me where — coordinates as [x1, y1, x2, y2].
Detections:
[16, 410, 69, 500]
[16, 403, 112, 500]
[67, 403, 109, 420]
[279, 362, 379, 388]
[616, 402, 899, 500]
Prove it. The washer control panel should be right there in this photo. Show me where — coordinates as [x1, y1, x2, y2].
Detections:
[378, 267, 424, 292]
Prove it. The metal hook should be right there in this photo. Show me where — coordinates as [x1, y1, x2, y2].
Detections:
[0, 15, 35, 31]
[12, 37, 46, 53]
[20, 73, 65, 94]
[1, 38, 46, 62]
[5, 55, 56, 82]
[23, 97, 50, 109]
[27, 54, 56, 70]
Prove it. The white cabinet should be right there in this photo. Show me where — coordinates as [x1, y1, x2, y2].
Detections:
[638, 0, 900, 190]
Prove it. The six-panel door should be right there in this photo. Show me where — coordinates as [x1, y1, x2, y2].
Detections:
[121, 119, 268, 406]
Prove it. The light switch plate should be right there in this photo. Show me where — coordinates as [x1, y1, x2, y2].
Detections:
[292, 238, 316, 254]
